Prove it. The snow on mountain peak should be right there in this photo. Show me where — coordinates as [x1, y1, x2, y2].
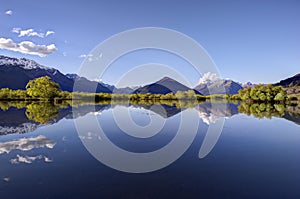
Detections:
[0, 55, 53, 71]
[242, 82, 254, 88]
[66, 73, 80, 80]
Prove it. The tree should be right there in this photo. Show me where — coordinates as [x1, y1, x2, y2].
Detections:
[26, 76, 61, 99]
[175, 91, 186, 99]
[274, 92, 286, 101]
[259, 92, 266, 101]
[0, 88, 11, 99]
[186, 90, 197, 99]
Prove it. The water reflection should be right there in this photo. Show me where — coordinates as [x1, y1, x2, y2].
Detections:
[0, 135, 56, 165]
[196, 102, 238, 124]
[238, 102, 300, 125]
[10, 154, 53, 164]
[0, 135, 56, 154]
[0, 101, 299, 198]
[0, 100, 299, 136]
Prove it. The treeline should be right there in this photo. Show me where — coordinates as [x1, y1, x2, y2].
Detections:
[0, 76, 298, 103]
[0, 76, 207, 101]
[230, 84, 288, 102]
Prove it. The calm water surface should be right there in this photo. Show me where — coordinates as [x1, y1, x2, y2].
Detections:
[0, 103, 299, 199]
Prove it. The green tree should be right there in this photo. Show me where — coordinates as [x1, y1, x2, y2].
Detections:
[175, 91, 186, 99]
[186, 90, 197, 99]
[274, 92, 286, 101]
[259, 92, 266, 101]
[0, 88, 13, 99]
[26, 76, 61, 99]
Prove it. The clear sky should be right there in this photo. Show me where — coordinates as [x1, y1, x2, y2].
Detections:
[0, 0, 299, 87]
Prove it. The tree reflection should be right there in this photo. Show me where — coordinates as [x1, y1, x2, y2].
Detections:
[0, 99, 299, 125]
[25, 103, 60, 124]
[238, 102, 286, 119]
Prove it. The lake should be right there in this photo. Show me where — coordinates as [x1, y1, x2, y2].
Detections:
[0, 101, 300, 199]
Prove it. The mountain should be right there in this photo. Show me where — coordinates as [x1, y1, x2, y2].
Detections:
[275, 73, 300, 87]
[242, 82, 254, 88]
[194, 79, 242, 95]
[112, 87, 135, 94]
[133, 77, 201, 94]
[0, 55, 112, 93]
[65, 73, 113, 93]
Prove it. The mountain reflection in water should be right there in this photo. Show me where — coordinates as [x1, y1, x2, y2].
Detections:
[0, 100, 299, 136]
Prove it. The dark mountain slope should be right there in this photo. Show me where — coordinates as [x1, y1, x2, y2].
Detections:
[134, 77, 201, 94]
[275, 73, 300, 87]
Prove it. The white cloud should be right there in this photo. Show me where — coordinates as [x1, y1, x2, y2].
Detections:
[63, 52, 67, 56]
[79, 54, 88, 58]
[45, 30, 55, 37]
[0, 37, 57, 57]
[13, 28, 43, 38]
[10, 155, 52, 164]
[198, 72, 221, 84]
[79, 54, 93, 61]
[0, 135, 56, 154]
[12, 27, 20, 34]
[20, 29, 44, 37]
[5, 10, 13, 15]
[79, 53, 102, 62]
[11, 28, 55, 38]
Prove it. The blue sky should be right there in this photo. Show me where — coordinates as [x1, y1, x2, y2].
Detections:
[0, 0, 299, 87]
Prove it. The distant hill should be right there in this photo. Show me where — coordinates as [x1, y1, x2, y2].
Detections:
[65, 73, 112, 93]
[242, 82, 254, 88]
[275, 73, 300, 87]
[194, 79, 242, 95]
[0, 55, 112, 93]
[133, 77, 201, 94]
[112, 87, 135, 94]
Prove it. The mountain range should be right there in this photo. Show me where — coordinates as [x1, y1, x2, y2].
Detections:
[194, 79, 243, 95]
[0, 55, 299, 95]
[0, 55, 111, 93]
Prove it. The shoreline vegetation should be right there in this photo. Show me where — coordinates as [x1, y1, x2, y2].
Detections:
[0, 76, 299, 105]
[0, 77, 299, 124]
[1, 99, 299, 125]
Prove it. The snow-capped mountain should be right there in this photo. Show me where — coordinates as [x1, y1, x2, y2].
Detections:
[0, 55, 112, 93]
[0, 55, 53, 71]
[194, 79, 242, 95]
[242, 82, 254, 88]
